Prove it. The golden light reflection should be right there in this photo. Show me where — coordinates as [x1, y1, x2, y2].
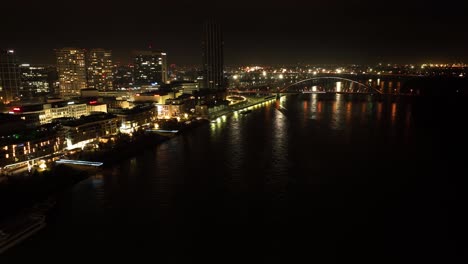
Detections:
[377, 102, 383, 122]
[346, 101, 352, 124]
[310, 94, 318, 120]
[391, 102, 397, 124]
[405, 105, 411, 129]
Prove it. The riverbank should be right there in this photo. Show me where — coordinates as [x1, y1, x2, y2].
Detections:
[0, 97, 274, 227]
[78, 118, 210, 167]
[209, 94, 278, 120]
[0, 165, 89, 222]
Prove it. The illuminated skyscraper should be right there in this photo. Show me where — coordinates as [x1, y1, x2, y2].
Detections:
[56, 48, 86, 98]
[19, 64, 53, 97]
[133, 50, 167, 87]
[87, 49, 113, 91]
[113, 64, 134, 89]
[202, 20, 224, 90]
[0, 49, 22, 103]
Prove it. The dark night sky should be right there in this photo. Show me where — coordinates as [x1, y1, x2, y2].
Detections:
[1, 0, 467, 65]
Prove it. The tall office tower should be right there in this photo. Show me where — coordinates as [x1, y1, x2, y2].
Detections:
[46, 66, 59, 96]
[133, 50, 167, 87]
[113, 64, 134, 89]
[0, 49, 22, 103]
[87, 49, 113, 91]
[202, 20, 224, 90]
[56, 48, 86, 98]
[20, 64, 52, 97]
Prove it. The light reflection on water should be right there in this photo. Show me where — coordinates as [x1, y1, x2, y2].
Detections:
[6, 93, 453, 262]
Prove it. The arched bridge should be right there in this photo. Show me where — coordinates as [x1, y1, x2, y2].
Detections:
[230, 76, 383, 94]
[280, 77, 382, 94]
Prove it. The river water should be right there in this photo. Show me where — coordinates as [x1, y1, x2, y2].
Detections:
[4, 94, 464, 263]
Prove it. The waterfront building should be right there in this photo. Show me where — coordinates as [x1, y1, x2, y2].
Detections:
[109, 105, 156, 133]
[0, 123, 64, 167]
[61, 113, 119, 149]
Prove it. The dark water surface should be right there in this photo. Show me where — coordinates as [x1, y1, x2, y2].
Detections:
[4, 94, 464, 262]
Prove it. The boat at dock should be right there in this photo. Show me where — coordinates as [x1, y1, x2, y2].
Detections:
[146, 129, 179, 138]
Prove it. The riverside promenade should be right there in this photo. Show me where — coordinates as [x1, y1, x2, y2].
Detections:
[209, 94, 279, 120]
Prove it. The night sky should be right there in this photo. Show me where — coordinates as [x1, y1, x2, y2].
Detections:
[2, 0, 467, 65]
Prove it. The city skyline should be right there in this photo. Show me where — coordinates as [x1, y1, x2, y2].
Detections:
[2, 0, 467, 65]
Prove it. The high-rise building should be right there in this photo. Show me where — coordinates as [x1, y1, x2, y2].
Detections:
[0, 49, 22, 103]
[202, 20, 224, 90]
[56, 48, 86, 98]
[113, 64, 134, 89]
[20, 64, 52, 97]
[133, 50, 167, 87]
[87, 49, 113, 91]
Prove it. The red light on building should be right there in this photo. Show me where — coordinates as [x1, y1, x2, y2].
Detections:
[89, 100, 98, 105]
[13, 107, 21, 112]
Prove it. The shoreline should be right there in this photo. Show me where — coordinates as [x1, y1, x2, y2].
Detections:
[209, 94, 279, 120]
[0, 95, 278, 226]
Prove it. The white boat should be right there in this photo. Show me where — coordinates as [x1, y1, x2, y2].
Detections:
[0, 214, 46, 254]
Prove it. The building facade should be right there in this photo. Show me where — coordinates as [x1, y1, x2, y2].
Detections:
[202, 20, 224, 90]
[87, 49, 113, 91]
[0, 49, 22, 103]
[133, 50, 167, 87]
[113, 64, 134, 89]
[109, 105, 155, 133]
[56, 48, 87, 98]
[61, 113, 119, 148]
[0, 124, 64, 167]
[19, 64, 52, 97]
[8, 100, 97, 126]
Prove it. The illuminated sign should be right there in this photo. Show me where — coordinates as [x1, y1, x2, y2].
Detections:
[13, 107, 21, 112]
[89, 100, 97, 105]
